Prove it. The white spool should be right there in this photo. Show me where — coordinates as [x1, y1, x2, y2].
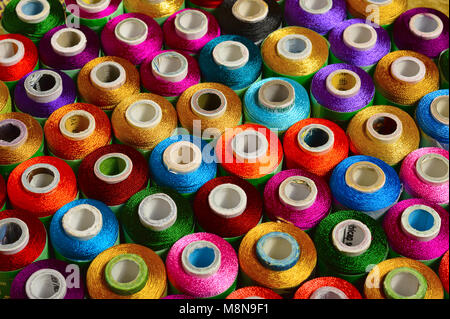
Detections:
[24, 70, 63, 104]
[366, 112, 403, 144]
[90, 61, 126, 90]
[309, 286, 349, 299]
[297, 124, 335, 155]
[415, 153, 449, 186]
[326, 69, 362, 99]
[276, 34, 312, 61]
[59, 110, 96, 141]
[231, 129, 268, 162]
[430, 95, 449, 125]
[0, 218, 29, 256]
[76, 0, 111, 13]
[191, 89, 227, 119]
[181, 240, 221, 278]
[174, 9, 209, 40]
[332, 219, 372, 257]
[212, 41, 249, 70]
[0, 119, 28, 149]
[115, 18, 148, 46]
[345, 161, 386, 193]
[278, 176, 318, 210]
[93, 153, 133, 184]
[208, 183, 248, 219]
[400, 204, 441, 242]
[0, 39, 25, 67]
[232, 0, 269, 23]
[409, 13, 444, 40]
[151, 51, 188, 83]
[299, 0, 333, 14]
[390, 56, 426, 84]
[21, 163, 60, 194]
[62, 204, 103, 241]
[258, 79, 295, 110]
[125, 99, 162, 129]
[343, 23, 378, 51]
[163, 141, 202, 174]
[25, 269, 67, 299]
[138, 193, 177, 232]
[16, 0, 50, 24]
[50, 28, 87, 57]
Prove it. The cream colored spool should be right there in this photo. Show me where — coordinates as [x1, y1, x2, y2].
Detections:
[24, 70, 63, 104]
[181, 240, 221, 278]
[125, 99, 163, 129]
[258, 79, 295, 110]
[138, 193, 178, 232]
[59, 110, 96, 141]
[151, 51, 188, 83]
[76, 0, 111, 13]
[278, 176, 317, 210]
[332, 219, 372, 257]
[326, 69, 362, 99]
[430, 95, 449, 125]
[231, 129, 269, 162]
[390, 56, 426, 84]
[163, 141, 202, 174]
[93, 153, 133, 184]
[25, 269, 67, 299]
[0, 218, 30, 256]
[51, 28, 87, 57]
[299, 0, 332, 14]
[366, 112, 403, 144]
[174, 9, 209, 40]
[415, 153, 449, 186]
[0, 39, 25, 67]
[213, 41, 249, 70]
[90, 61, 127, 90]
[232, 0, 269, 23]
[115, 18, 148, 46]
[297, 124, 335, 155]
[345, 161, 386, 193]
[409, 13, 444, 40]
[343, 23, 378, 51]
[276, 34, 312, 61]
[16, 0, 50, 24]
[400, 204, 441, 242]
[21, 163, 60, 194]
[191, 88, 227, 119]
[208, 183, 247, 219]
[62, 204, 103, 241]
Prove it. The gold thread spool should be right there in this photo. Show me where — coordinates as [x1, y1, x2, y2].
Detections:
[86, 243, 167, 299]
[123, 0, 184, 19]
[347, 0, 408, 26]
[364, 257, 444, 299]
[0, 80, 11, 114]
[347, 105, 420, 166]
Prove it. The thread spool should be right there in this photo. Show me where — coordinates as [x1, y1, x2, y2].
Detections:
[0, 174, 5, 211]
[439, 251, 449, 296]
[294, 277, 362, 299]
[123, 0, 185, 25]
[0, 81, 11, 115]
[382, 267, 428, 299]
[439, 49, 449, 89]
[226, 286, 282, 299]
[346, 0, 407, 28]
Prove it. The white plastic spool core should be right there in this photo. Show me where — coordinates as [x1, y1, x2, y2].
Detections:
[115, 18, 148, 46]
[297, 124, 335, 155]
[208, 183, 248, 219]
[138, 193, 177, 232]
[76, 0, 111, 13]
[151, 51, 188, 83]
[390, 56, 426, 84]
[343, 23, 378, 51]
[231, 130, 269, 162]
[0, 218, 29, 256]
[258, 79, 295, 110]
[409, 13, 444, 40]
[386, 269, 424, 298]
[309, 286, 349, 299]
[278, 176, 318, 210]
[25, 269, 67, 299]
[24, 70, 63, 104]
[367, 0, 392, 4]
[62, 204, 103, 241]
[125, 99, 162, 129]
[326, 69, 362, 99]
[366, 112, 403, 144]
[232, 0, 269, 23]
[90, 61, 126, 90]
[430, 95, 449, 125]
[0, 39, 25, 67]
[277, 34, 312, 61]
[21, 163, 60, 194]
[191, 88, 227, 119]
[332, 219, 372, 257]
[163, 141, 202, 174]
[0, 119, 28, 149]
[94, 153, 133, 184]
[59, 110, 96, 141]
[345, 161, 386, 193]
[51, 28, 87, 57]
[181, 240, 221, 278]
[415, 153, 449, 186]
[16, 0, 50, 24]
[174, 10, 209, 40]
[401, 204, 441, 242]
[245, 296, 265, 299]
[299, 0, 333, 14]
[212, 41, 249, 70]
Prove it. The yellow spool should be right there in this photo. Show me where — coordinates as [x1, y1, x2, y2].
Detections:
[0, 80, 11, 114]
[123, 0, 184, 19]
[347, 0, 407, 26]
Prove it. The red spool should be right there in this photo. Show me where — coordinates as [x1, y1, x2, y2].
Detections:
[0, 34, 38, 82]
[294, 277, 362, 299]
[439, 251, 449, 295]
[227, 286, 282, 299]
[0, 174, 6, 209]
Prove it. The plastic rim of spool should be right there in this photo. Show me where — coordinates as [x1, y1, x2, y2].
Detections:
[191, 88, 227, 119]
[409, 13, 444, 40]
[208, 183, 248, 219]
[174, 9, 209, 40]
[258, 79, 295, 111]
[151, 51, 188, 83]
[24, 70, 63, 104]
[90, 61, 127, 90]
[62, 204, 103, 241]
[0, 218, 30, 256]
[415, 153, 449, 186]
[231, 129, 269, 162]
[21, 163, 60, 194]
[232, 0, 269, 23]
[125, 99, 162, 129]
[430, 95, 449, 125]
[345, 161, 386, 193]
[256, 231, 300, 271]
[297, 124, 334, 155]
[15, 0, 50, 24]
[278, 176, 318, 210]
[163, 141, 202, 174]
[326, 69, 362, 99]
[343, 23, 378, 51]
[0, 119, 28, 149]
[76, 0, 111, 13]
[0, 38, 25, 67]
[276, 34, 312, 61]
[181, 240, 221, 278]
[25, 268, 67, 299]
[366, 112, 403, 144]
[138, 193, 178, 232]
[400, 204, 441, 242]
[309, 286, 349, 299]
[212, 40, 249, 70]
[59, 110, 96, 141]
[332, 219, 372, 257]
[93, 152, 133, 184]
[390, 56, 426, 84]
[382, 267, 427, 299]
[245, 296, 264, 299]
[51, 28, 87, 57]
[299, 0, 333, 14]
[115, 18, 148, 46]
[366, 0, 393, 5]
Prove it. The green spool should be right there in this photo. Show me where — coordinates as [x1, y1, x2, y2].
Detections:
[316, 257, 369, 288]
[113, 137, 152, 161]
[168, 276, 237, 299]
[66, 2, 124, 34]
[47, 148, 83, 175]
[0, 202, 5, 212]
[382, 267, 428, 299]
[439, 49, 449, 89]
[233, 74, 262, 99]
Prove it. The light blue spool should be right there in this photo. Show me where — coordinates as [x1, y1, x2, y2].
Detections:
[256, 231, 300, 271]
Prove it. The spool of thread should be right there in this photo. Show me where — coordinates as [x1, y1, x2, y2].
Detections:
[65, 0, 124, 33]
[0, 34, 38, 90]
[383, 199, 449, 266]
[393, 8, 449, 60]
[347, 105, 420, 166]
[78, 144, 149, 212]
[0, 174, 6, 211]
[416, 90, 449, 150]
[264, 168, 331, 231]
[439, 49, 449, 89]
[141, 50, 201, 103]
[193, 176, 263, 245]
[311, 64, 375, 127]
[239, 221, 316, 296]
[7, 156, 78, 227]
[0, 80, 12, 114]
[0, 0, 65, 43]
[294, 277, 362, 299]
[101, 13, 163, 66]
[226, 286, 282, 299]
[111, 93, 178, 157]
[87, 243, 167, 299]
[364, 257, 444, 299]
[39, 25, 101, 80]
[44, 103, 112, 172]
[284, 0, 346, 35]
[216, 0, 283, 44]
[14, 69, 77, 125]
[163, 8, 221, 56]
[121, 186, 195, 255]
[346, 0, 407, 29]
[189, 0, 223, 12]
[199, 35, 262, 96]
[0, 112, 44, 178]
[149, 135, 217, 197]
[399, 147, 449, 206]
[244, 77, 310, 134]
[166, 232, 239, 298]
[439, 251, 449, 297]
[373, 50, 440, 112]
[215, 123, 283, 190]
[10, 259, 85, 299]
[283, 118, 349, 177]
[50, 199, 119, 267]
[177, 82, 242, 138]
[0, 209, 48, 299]
[123, 0, 185, 25]
[328, 19, 391, 74]
[314, 210, 389, 284]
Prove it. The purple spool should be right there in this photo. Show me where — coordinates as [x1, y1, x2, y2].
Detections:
[10, 259, 85, 299]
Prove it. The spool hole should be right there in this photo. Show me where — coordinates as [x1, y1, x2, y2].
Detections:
[262, 236, 293, 260]
[64, 114, 91, 134]
[285, 37, 307, 55]
[140, 197, 173, 222]
[110, 259, 140, 284]
[129, 103, 158, 122]
[212, 187, 241, 210]
[302, 127, 330, 148]
[345, 25, 374, 45]
[284, 180, 312, 202]
[238, 134, 263, 155]
[26, 167, 55, 189]
[0, 41, 19, 60]
[237, 0, 263, 18]
[434, 96, 449, 119]
[331, 72, 357, 92]
[56, 30, 82, 49]
[196, 93, 222, 112]
[413, 14, 440, 34]
[188, 247, 216, 268]
[0, 222, 22, 246]
[175, 145, 196, 165]
[65, 207, 97, 232]
[0, 123, 21, 143]
[408, 209, 435, 232]
[351, 166, 380, 188]
[29, 273, 62, 299]
[372, 116, 398, 136]
[263, 83, 290, 103]
[419, 155, 448, 181]
[394, 59, 421, 79]
[95, 63, 121, 84]
[155, 54, 183, 75]
[30, 73, 56, 93]
[217, 43, 246, 64]
[336, 223, 366, 247]
[178, 11, 205, 30]
[301, 0, 330, 11]
[116, 19, 147, 41]
[21, 0, 44, 16]
[99, 156, 127, 177]
[389, 271, 421, 298]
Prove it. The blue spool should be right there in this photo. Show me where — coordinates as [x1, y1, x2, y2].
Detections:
[256, 231, 300, 271]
